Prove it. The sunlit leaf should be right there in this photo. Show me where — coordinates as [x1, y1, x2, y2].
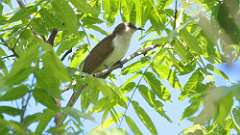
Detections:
[0, 106, 21, 116]
[132, 101, 158, 135]
[36, 109, 56, 134]
[144, 72, 171, 101]
[125, 115, 143, 135]
[231, 108, 240, 130]
[138, 85, 171, 122]
[0, 85, 28, 101]
[52, 0, 78, 32]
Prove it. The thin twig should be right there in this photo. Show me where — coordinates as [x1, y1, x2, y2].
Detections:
[20, 77, 35, 123]
[118, 65, 151, 127]
[16, 0, 25, 8]
[47, 28, 58, 46]
[59, 44, 162, 125]
[0, 54, 16, 60]
[61, 48, 72, 61]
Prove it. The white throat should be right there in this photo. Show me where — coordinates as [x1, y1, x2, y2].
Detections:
[96, 32, 134, 71]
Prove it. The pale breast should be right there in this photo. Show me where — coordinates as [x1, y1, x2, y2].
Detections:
[96, 33, 133, 71]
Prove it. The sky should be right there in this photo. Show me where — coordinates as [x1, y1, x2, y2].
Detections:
[1, 0, 240, 135]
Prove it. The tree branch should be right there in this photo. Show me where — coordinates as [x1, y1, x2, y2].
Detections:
[94, 44, 160, 77]
[47, 28, 58, 46]
[0, 54, 16, 60]
[61, 48, 72, 61]
[56, 44, 161, 125]
[16, 0, 25, 8]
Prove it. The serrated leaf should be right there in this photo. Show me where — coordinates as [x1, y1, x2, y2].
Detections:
[135, 0, 142, 26]
[144, 72, 171, 101]
[100, 113, 123, 128]
[33, 88, 58, 110]
[70, 0, 98, 15]
[231, 108, 240, 130]
[181, 29, 202, 54]
[57, 32, 84, 55]
[52, 0, 78, 32]
[0, 47, 6, 56]
[125, 115, 143, 135]
[182, 101, 200, 119]
[70, 44, 89, 68]
[206, 64, 229, 80]
[122, 58, 149, 75]
[0, 85, 28, 101]
[0, 45, 39, 89]
[8, 6, 37, 22]
[138, 85, 172, 122]
[132, 101, 158, 135]
[0, 106, 21, 116]
[216, 93, 233, 124]
[181, 69, 204, 99]
[0, 119, 25, 135]
[36, 109, 56, 134]
[23, 113, 41, 127]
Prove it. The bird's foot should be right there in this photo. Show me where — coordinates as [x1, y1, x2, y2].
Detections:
[115, 60, 124, 68]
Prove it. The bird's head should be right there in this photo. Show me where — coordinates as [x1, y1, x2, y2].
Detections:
[113, 22, 144, 35]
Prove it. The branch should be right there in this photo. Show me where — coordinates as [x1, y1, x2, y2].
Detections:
[16, 0, 25, 8]
[47, 28, 58, 46]
[57, 44, 161, 125]
[0, 54, 16, 60]
[94, 44, 160, 77]
[61, 48, 72, 61]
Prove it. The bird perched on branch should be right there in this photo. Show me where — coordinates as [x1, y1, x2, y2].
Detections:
[82, 22, 144, 77]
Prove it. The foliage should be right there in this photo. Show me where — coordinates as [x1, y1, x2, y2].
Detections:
[0, 0, 240, 134]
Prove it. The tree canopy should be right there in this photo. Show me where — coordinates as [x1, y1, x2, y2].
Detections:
[0, 0, 240, 134]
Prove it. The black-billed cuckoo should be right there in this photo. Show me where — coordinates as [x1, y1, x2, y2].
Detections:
[82, 22, 144, 75]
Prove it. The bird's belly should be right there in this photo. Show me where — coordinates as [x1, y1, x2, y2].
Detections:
[95, 34, 131, 72]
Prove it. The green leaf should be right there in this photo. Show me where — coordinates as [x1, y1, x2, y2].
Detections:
[52, 0, 78, 32]
[132, 101, 158, 135]
[231, 108, 240, 130]
[0, 47, 6, 56]
[122, 57, 149, 75]
[0, 85, 28, 101]
[0, 106, 21, 116]
[138, 85, 172, 122]
[102, 0, 119, 25]
[0, 119, 25, 135]
[36, 109, 56, 134]
[31, 17, 48, 35]
[57, 32, 84, 55]
[144, 72, 171, 101]
[206, 64, 229, 80]
[8, 6, 37, 22]
[181, 69, 204, 99]
[69, 0, 98, 15]
[135, 0, 142, 26]
[23, 113, 42, 127]
[0, 44, 39, 88]
[216, 93, 233, 124]
[182, 101, 200, 119]
[42, 49, 70, 82]
[181, 29, 202, 54]
[33, 88, 59, 110]
[70, 44, 89, 68]
[125, 115, 143, 135]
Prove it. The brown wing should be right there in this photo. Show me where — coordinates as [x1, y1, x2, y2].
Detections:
[82, 34, 115, 74]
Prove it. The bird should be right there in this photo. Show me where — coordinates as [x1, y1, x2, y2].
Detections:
[82, 22, 144, 77]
